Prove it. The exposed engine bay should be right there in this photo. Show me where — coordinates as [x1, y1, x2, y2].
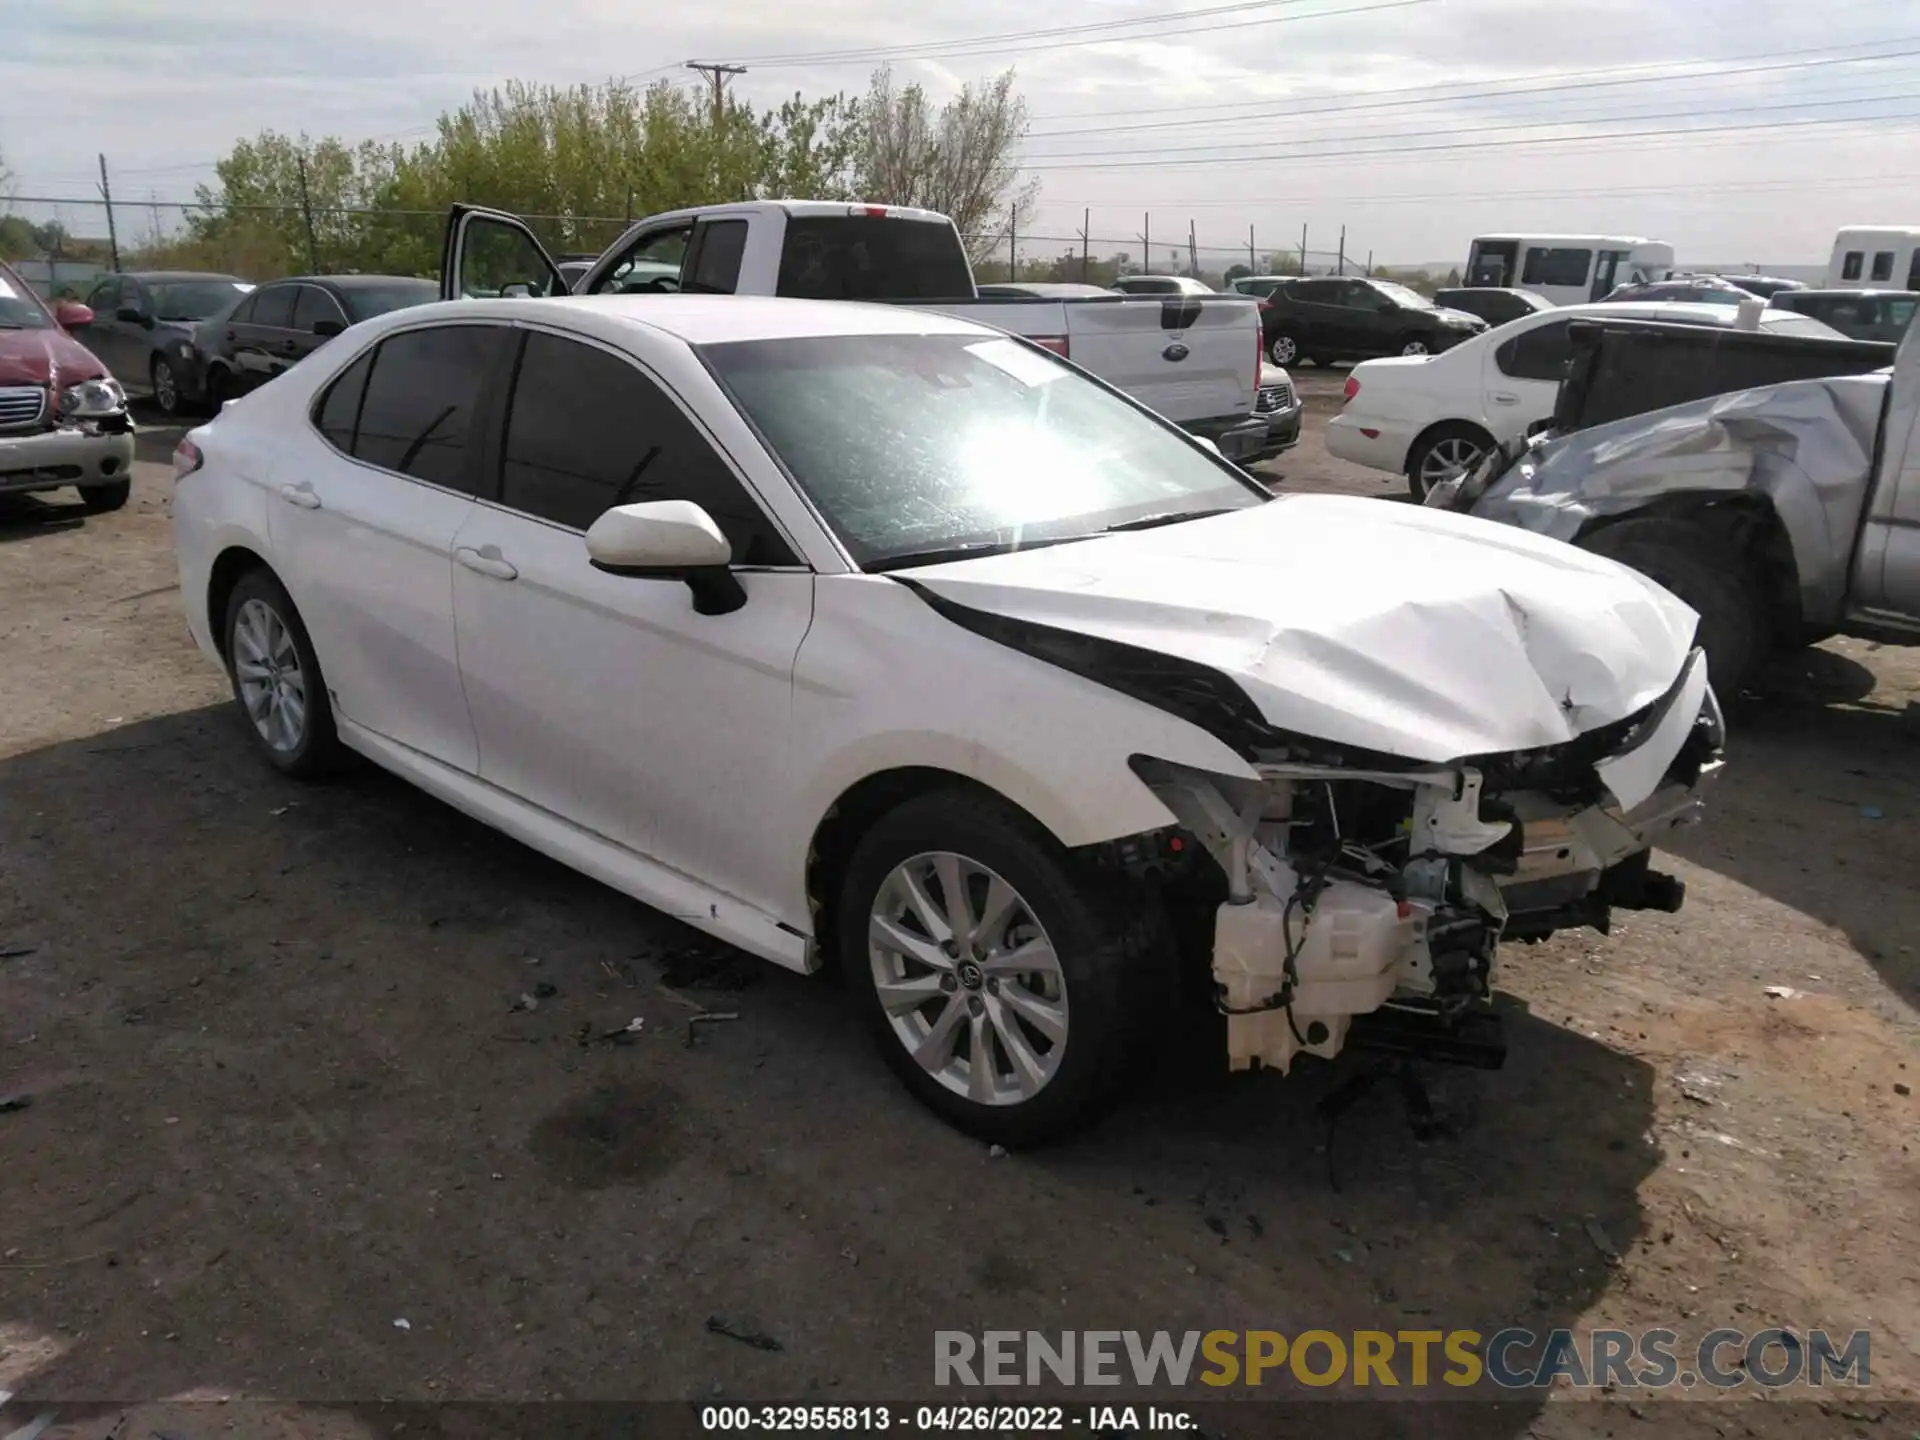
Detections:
[1130, 648, 1725, 1074]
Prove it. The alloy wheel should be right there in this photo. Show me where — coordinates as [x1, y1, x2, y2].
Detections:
[232, 598, 308, 753]
[1400, 339, 1431, 356]
[153, 359, 179, 414]
[1269, 335, 1298, 365]
[868, 851, 1069, 1106]
[1420, 436, 1484, 490]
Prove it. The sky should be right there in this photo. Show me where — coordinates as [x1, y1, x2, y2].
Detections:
[4, 0, 1918, 270]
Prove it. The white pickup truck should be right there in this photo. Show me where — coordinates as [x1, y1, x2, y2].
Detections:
[438, 201, 1284, 461]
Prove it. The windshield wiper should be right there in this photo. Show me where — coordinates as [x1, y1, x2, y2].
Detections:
[1102, 506, 1240, 533]
[868, 535, 1076, 573]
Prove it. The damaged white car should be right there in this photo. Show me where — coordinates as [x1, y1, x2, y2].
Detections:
[172, 295, 1724, 1144]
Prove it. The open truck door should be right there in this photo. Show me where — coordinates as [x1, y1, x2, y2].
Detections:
[438, 204, 568, 303]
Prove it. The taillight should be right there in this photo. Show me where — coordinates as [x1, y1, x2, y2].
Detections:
[1032, 335, 1070, 359]
[1343, 376, 1361, 402]
[852, 205, 889, 218]
[173, 437, 203, 481]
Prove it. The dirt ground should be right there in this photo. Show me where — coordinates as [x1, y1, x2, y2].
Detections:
[1, 374, 1917, 1439]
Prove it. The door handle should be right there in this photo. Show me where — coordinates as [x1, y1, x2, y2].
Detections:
[1490, 391, 1519, 404]
[277, 482, 321, 510]
[455, 545, 518, 581]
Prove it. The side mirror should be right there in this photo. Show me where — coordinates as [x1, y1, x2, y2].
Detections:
[585, 500, 745, 616]
[501, 282, 534, 299]
[312, 318, 345, 338]
[53, 300, 94, 329]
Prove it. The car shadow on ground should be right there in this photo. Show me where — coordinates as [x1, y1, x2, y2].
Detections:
[1, 705, 1659, 1425]
[1663, 642, 1920, 1010]
[0, 492, 89, 541]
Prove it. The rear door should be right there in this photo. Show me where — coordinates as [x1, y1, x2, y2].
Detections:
[289, 284, 349, 365]
[231, 283, 297, 391]
[1482, 315, 1576, 439]
[1062, 296, 1256, 424]
[438, 204, 568, 302]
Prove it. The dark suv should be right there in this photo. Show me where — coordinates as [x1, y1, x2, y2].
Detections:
[1770, 288, 1918, 344]
[1433, 286, 1552, 328]
[1259, 277, 1486, 366]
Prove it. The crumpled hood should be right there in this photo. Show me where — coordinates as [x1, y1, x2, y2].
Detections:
[0, 328, 109, 387]
[904, 495, 1701, 762]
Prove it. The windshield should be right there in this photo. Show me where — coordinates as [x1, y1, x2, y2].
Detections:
[702, 332, 1267, 569]
[0, 271, 54, 329]
[149, 280, 249, 321]
[1373, 281, 1432, 309]
[342, 281, 437, 322]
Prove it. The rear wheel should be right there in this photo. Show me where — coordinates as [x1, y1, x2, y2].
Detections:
[1405, 423, 1492, 501]
[1397, 334, 1433, 357]
[151, 354, 184, 416]
[838, 791, 1157, 1146]
[222, 568, 342, 778]
[1577, 517, 1769, 698]
[78, 479, 130, 513]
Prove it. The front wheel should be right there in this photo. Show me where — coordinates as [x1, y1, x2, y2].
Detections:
[1268, 334, 1299, 366]
[1397, 335, 1432, 357]
[223, 568, 342, 778]
[1405, 423, 1492, 501]
[151, 355, 184, 416]
[838, 791, 1156, 1146]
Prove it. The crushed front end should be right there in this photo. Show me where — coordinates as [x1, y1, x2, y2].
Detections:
[0, 378, 136, 496]
[1134, 648, 1724, 1074]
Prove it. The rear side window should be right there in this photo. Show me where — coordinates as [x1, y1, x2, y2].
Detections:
[1841, 251, 1864, 281]
[1871, 251, 1896, 283]
[352, 325, 510, 493]
[684, 220, 748, 295]
[249, 285, 297, 329]
[1520, 247, 1592, 289]
[314, 349, 373, 452]
[776, 216, 973, 301]
[498, 331, 795, 563]
[1494, 319, 1575, 382]
[291, 286, 346, 332]
[226, 293, 257, 325]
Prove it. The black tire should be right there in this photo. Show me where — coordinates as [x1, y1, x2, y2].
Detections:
[1404, 422, 1492, 501]
[151, 354, 184, 417]
[837, 790, 1160, 1146]
[222, 568, 342, 779]
[1577, 517, 1769, 699]
[206, 365, 230, 411]
[78, 479, 131, 513]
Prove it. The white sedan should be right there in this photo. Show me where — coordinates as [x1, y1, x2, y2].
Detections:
[1327, 301, 1849, 497]
[172, 294, 1724, 1143]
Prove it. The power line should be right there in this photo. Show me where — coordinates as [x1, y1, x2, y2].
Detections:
[1022, 85, 1920, 162]
[1016, 102, 1920, 170]
[1025, 38, 1920, 139]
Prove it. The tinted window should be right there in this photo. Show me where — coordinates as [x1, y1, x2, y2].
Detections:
[1908, 255, 1920, 291]
[249, 285, 297, 329]
[1871, 251, 1896, 283]
[1495, 319, 1575, 382]
[1289, 279, 1341, 302]
[685, 220, 748, 295]
[314, 349, 374, 452]
[1842, 251, 1864, 281]
[87, 278, 120, 311]
[148, 279, 246, 321]
[291, 286, 346, 332]
[340, 280, 437, 322]
[226, 294, 257, 325]
[500, 332, 794, 564]
[354, 325, 508, 492]
[776, 216, 973, 301]
[1520, 247, 1592, 288]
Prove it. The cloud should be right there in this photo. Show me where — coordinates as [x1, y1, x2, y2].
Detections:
[7, 0, 1917, 267]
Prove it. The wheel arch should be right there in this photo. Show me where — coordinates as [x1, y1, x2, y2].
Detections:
[206, 545, 274, 661]
[1576, 492, 1806, 643]
[1405, 417, 1495, 474]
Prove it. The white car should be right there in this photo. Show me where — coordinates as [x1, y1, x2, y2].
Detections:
[1327, 301, 1851, 497]
[172, 294, 1724, 1143]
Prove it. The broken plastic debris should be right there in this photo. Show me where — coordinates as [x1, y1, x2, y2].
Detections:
[706, 1315, 782, 1351]
[393, 1317, 411, 1331]
[1583, 1219, 1621, 1262]
[988, 1143, 1007, 1159]
[1763, 985, 1804, 1000]
[1859, 805, 1884, 820]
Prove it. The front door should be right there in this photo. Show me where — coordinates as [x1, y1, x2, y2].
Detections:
[230, 284, 297, 392]
[438, 204, 568, 302]
[448, 326, 814, 912]
[268, 321, 514, 772]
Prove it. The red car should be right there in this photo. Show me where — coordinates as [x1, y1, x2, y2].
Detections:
[0, 260, 136, 512]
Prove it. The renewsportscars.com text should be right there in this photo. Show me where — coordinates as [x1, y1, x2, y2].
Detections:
[933, 1328, 1871, 1391]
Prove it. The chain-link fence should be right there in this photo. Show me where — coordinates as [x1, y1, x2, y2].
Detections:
[2, 195, 1447, 296]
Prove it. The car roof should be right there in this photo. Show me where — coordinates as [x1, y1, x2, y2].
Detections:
[270, 274, 435, 289]
[121, 270, 245, 282]
[388, 294, 997, 345]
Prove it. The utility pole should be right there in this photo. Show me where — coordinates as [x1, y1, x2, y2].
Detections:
[686, 61, 747, 133]
[1248, 224, 1255, 274]
[1299, 223, 1308, 276]
[1008, 214, 1016, 282]
[1139, 214, 1151, 274]
[1366, 248, 1373, 276]
[1337, 224, 1346, 276]
[296, 153, 320, 272]
[96, 154, 120, 272]
[1079, 207, 1091, 282]
[1187, 219, 1197, 278]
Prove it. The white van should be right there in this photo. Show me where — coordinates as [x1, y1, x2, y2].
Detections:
[1827, 227, 1920, 291]
[1463, 235, 1676, 307]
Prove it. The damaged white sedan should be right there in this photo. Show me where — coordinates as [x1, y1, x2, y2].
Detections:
[172, 294, 1724, 1144]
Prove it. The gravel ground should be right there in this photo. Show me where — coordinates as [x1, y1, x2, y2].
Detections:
[1, 376, 1916, 1438]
